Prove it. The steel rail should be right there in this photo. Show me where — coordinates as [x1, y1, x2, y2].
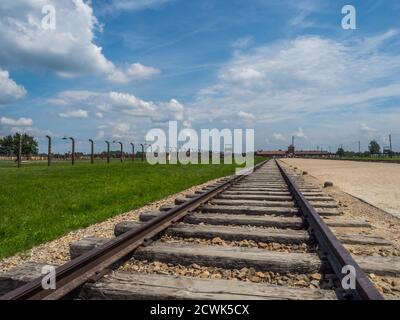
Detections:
[0, 160, 268, 300]
[276, 160, 384, 300]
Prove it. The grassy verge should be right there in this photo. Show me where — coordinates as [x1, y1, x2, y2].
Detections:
[0, 158, 265, 259]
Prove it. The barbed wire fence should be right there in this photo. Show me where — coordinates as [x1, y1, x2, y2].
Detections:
[0, 130, 398, 168]
[0, 133, 237, 168]
[0, 133, 155, 167]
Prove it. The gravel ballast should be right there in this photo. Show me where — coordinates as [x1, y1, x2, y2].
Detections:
[0, 177, 226, 273]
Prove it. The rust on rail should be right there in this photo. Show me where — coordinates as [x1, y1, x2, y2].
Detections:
[0, 161, 267, 300]
[276, 159, 384, 300]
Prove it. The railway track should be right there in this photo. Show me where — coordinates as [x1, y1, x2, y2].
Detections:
[1, 159, 399, 300]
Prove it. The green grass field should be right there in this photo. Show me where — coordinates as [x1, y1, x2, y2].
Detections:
[0, 159, 264, 259]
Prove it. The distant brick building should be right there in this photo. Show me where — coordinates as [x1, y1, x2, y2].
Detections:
[256, 146, 330, 158]
[256, 150, 287, 157]
[294, 150, 330, 157]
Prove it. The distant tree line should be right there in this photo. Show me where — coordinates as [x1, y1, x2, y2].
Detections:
[1, 134, 394, 161]
[0, 134, 38, 158]
[336, 140, 395, 157]
[0, 133, 146, 160]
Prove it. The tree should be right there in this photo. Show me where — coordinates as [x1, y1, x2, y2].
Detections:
[336, 147, 345, 157]
[0, 134, 38, 158]
[0, 135, 14, 155]
[368, 140, 381, 155]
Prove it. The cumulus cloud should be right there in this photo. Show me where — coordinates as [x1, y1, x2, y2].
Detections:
[59, 109, 88, 118]
[7, 126, 52, 137]
[192, 30, 400, 135]
[359, 122, 379, 139]
[272, 133, 286, 141]
[107, 122, 131, 138]
[294, 127, 306, 138]
[238, 111, 255, 120]
[97, 121, 138, 140]
[0, 68, 26, 104]
[0, 121, 54, 139]
[48, 90, 188, 139]
[107, 63, 160, 83]
[126, 63, 160, 79]
[0, 1, 159, 83]
[361, 122, 377, 133]
[231, 36, 253, 49]
[95, 0, 173, 15]
[157, 99, 185, 122]
[0, 116, 33, 126]
[52, 90, 186, 123]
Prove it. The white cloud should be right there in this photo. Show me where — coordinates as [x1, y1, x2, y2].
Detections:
[289, 0, 320, 29]
[108, 91, 155, 112]
[238, 111, 255, 120]
[99, 122, 134, 140]
[294, 127, 306, 138]
[110, 122, 131, 138]
[52, 90, 186, 124]
[107, 63, 160, 83]
[272, 133, 286, 141]
[59, 109, 88, 118]
[95, 130, 105, 139]
[192, 31, 400, 133]
[116, 123, 130, 133]
[359, 122, 379, 139]
[157, 98, 185, 122]
[48, 90, 189, 139]
[231, 36, 253, 49]
[0, 1, 158, 83]
[0, 68, 26, 104]
[126, 63, 160, 78]
[361, 122, 377, 133]
[0, 116, 33, 126]
[11, 126, 51, 136]
[96, 0, 173, 15]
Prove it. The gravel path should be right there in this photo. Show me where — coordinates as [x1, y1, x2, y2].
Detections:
[281, 160, 400, 297]
[283, 158, 400, 218]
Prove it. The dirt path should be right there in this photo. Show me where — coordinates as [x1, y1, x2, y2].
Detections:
[283, 159, 400, 218]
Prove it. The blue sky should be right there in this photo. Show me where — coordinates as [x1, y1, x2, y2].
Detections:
[1, 0, 400, 153]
